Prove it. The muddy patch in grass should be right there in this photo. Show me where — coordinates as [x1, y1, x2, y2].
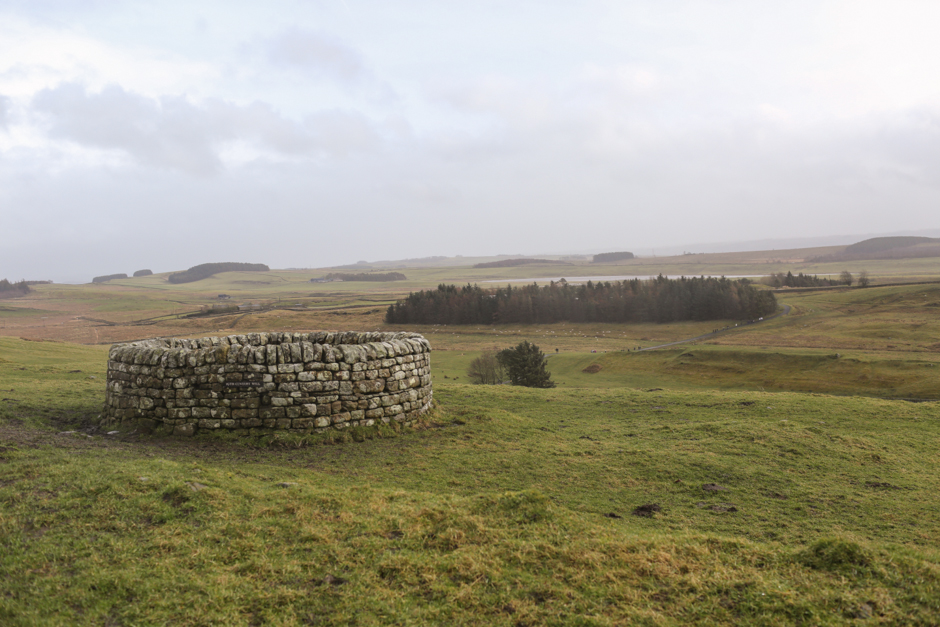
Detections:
[632, 503, 662, 518]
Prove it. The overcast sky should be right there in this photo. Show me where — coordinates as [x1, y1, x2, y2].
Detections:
[2, 1, 939, 282]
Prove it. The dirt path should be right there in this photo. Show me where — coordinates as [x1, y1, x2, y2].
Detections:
[637, 304, 791, 352]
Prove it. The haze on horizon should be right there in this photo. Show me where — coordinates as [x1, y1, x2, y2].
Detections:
[1, 1, 939, 283]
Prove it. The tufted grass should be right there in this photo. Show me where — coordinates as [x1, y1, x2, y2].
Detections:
[3, 278, 940, 624]
[2, 341, 940, 624]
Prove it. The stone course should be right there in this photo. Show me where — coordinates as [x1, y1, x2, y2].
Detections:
[103, 331, 432, 436]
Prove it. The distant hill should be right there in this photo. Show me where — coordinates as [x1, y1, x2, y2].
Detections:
[168, 263, 270, 284]
[473, 259, 571, 269]
[813, 237, 940, 262]
[844, 237, 938, 254]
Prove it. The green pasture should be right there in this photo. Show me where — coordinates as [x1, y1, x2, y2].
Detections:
[0, 306, 58, 320]
[60, 248, 940, 300]
[2, 268, 940, 623]
[6, 253, 937, 342]
[0, 338, 108, 424]
[708, 283, 940, 353]
[3, 338, 940, 624]
[431, 345, 940, 399]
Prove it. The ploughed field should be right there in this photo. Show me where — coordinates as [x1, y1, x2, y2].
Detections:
[2, 267, 940, 624]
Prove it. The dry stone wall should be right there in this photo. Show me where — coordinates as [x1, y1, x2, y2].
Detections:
[104, 331, 432, 436]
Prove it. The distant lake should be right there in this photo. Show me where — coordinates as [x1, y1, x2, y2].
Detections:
[481, 275, 764, 284]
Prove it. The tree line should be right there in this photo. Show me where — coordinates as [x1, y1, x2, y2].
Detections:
[762, 270, 869, 288]
[92, 273, 128, 283]
[168, 262, 269, 284]
[592, 251, 634, 263]
[0, 279, 31, 295]
[385, 276, 777, 325]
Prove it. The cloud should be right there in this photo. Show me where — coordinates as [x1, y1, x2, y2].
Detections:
[30, 83, 381, 173]
[303, 109, 382, 156]
[266, 28, 365, 82]
[0, 94, 10, 128]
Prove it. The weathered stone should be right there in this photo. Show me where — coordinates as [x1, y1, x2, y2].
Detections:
[173, 423, 195, 437]
[104, 331, 432, 436]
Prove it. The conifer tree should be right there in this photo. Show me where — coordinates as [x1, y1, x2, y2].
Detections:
[497, 341, 555, 388]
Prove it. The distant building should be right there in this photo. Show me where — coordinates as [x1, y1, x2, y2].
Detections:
[217, 294, 231, 300]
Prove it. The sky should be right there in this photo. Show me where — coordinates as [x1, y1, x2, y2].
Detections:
[1, 1, 940, 283]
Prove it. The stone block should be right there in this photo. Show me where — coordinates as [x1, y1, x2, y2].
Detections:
[173, 424, 196, 437]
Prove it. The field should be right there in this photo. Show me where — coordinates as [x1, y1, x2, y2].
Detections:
[2, 247, 940, 624]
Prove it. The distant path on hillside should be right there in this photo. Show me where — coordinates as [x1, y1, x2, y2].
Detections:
[636, 304, 792, 352]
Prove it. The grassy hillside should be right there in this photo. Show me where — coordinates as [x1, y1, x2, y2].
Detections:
[431, 347, 940, 399]
[2, 338, 940, 624]
[2, 256, 940, 625]
[844, 237, 939, 254]
[4, 261, 940, 624]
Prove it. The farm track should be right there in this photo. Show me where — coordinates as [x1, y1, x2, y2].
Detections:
[639, 304, 792, 352]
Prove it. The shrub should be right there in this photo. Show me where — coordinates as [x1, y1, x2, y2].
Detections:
[466, 350, 505, 384]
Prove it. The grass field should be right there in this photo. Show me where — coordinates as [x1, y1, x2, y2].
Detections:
[3, 351, 940, 624]
[2, 250, 940, 624]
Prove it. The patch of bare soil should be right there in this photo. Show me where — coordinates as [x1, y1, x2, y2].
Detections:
[632, 503, 663, 517]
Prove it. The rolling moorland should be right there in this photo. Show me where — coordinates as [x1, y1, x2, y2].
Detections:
[1, 241, 940, 625]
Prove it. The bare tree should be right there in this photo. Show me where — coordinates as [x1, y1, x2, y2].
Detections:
[466, 349, 506, 385]
[857, 271, 870, 287]
[839, 270, 854, 286]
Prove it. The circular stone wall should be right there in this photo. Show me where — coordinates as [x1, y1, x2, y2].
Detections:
[104, 331, 432, 436]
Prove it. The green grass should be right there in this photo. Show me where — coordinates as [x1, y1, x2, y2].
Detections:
[2, 333, 940, 624]
[710, 283, 940, 353]
[0, 338, 108, 427]
[432, 344, 940, 399]
[3, 274, 940, 623]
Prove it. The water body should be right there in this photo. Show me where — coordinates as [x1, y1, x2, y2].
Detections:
[481, 275, 764, 284]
